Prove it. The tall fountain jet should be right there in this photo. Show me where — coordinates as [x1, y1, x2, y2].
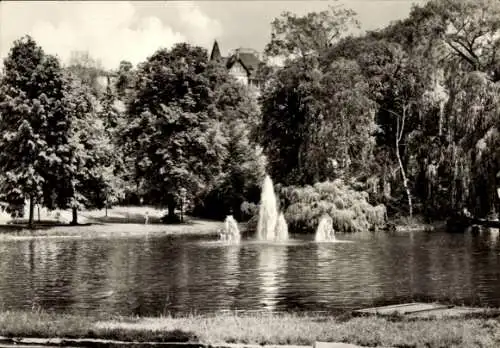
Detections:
[257, 175, 289, 241]
[315, 214, 336, 242]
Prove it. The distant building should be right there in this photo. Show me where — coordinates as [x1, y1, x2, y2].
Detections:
[209, 40, 262, 89]
[95, 40, 263, 93]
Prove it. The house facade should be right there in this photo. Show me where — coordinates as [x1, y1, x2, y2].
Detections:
[94, 41, 263, 92]
[209, 40, 262, 90]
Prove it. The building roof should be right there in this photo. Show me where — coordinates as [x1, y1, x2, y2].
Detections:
[226, 51, 261, 77]
[210, 40, 222, 61]
[209, 41, 261, 79]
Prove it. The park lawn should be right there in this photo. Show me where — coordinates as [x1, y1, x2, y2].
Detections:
[0, 219, 223, 240]
[0, 205, 228, 240]
[1, 205, 171, 225]
[0, 204, 229, 240]
[0, 311, 499, 347]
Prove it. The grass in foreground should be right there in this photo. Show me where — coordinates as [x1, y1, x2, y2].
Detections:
[0, 311, 499, 347]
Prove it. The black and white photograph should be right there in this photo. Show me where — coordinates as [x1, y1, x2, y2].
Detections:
[0, 0, 499, 347]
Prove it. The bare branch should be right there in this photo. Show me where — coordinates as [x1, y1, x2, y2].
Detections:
[399, 105, 407, 143]
[445, 39, 478, 67]
[396, 110, 400, 145]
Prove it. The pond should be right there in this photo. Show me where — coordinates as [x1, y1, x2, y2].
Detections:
[0, 228, 499, 316]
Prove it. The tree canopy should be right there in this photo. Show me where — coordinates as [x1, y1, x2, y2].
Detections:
[0, 36, 70, 222]
[1, 0, 499, 226]
[259, 0, 500, 220]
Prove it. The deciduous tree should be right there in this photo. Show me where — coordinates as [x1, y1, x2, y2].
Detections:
[0, 36, 69, 225]
[56, 76, 120, 224]
[265, 1, 359, 60]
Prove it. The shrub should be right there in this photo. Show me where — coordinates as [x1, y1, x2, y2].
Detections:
[333, 197, 345, 209]
[241, 201, 259, 220]
[280, 179, 387, 233]
[329, 208, 357, 232]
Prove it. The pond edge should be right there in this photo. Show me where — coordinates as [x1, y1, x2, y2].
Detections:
[0, 336, 314, 348]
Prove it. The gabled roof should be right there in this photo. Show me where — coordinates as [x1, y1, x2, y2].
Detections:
[209, 40, 262, 79]
[226, 51, 261, 77]
[210, 40, 222, 61]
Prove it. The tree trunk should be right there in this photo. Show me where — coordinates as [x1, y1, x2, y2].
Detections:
[71, 207, 78, 225]
[37, 204, 40, 222]
[396, 144, 413, 218]
[28, 196, 35, 227]
[395, 105, 412, 218]
[167, 195, 177, 222]
[180, 201, 184, 223]
[497, 187, 500, 216]
[179, 193, 186, 223]
[105, 189, 108, 217]
[438, 101, 444, 137]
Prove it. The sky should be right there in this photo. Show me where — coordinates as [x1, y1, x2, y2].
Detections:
[0, 0, 428, 70]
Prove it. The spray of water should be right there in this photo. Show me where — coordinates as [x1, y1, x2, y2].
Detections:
[220, 215, 241, 243]
[275, 212, 289, 241]
[257, 175, 289, 241]
[315, 214, 336, 242]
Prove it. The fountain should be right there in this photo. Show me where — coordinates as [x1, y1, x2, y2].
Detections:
[315, 214, 336, 242]
[220, 215, 241, 243]
[256, 175, 289, 242]
[275, 212, 289, 241]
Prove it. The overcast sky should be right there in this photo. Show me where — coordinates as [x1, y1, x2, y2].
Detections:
[0, 0, 428, 70]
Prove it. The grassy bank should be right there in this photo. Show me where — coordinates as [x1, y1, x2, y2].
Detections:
[0, 310, 499, 347]
[1, 206, 172, 225]
[0, 218, 222, 240]
[0, 205, 225, 239]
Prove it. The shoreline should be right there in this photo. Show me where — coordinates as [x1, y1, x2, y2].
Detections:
[0, 207, 470, 240]
[0, 206, 225, 239]
[0, 219, 223, 240]
[0, 221, 452, 241]
[0, 221, 443, 241]
[0, 310, 498, 347]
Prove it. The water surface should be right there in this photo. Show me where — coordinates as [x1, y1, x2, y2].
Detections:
[0, 228, 499, 316]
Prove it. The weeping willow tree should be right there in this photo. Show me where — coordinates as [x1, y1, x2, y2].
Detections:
[411, 66, 500, 219]
[258, 0, 500, 221]
[432, 0, 500, 218]
[454, 72, 500, 218]
[379, 0, 500, 220]
[279, 180, 387, 233]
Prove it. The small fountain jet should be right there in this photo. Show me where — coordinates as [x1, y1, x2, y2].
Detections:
[315, 214, 336, 242]
[220, 215, 241, 243]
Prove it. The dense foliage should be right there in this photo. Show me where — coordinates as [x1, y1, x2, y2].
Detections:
[1, 0, 499, 228]
[0, 37, 70, 222]
[0, 37, 126, 224]
[280, 180, 387, 233]
[119, 44, 265, 221]
[260, 0, 500, 222]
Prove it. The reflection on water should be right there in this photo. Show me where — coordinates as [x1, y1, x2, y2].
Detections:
[223, 244, 240, 289]
[258, 245, 287, 310]
[487, 227, 499, 245]
[0, 229, 499, 316]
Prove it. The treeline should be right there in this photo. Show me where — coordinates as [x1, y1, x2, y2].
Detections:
[0, 39, 265, 225]
[0, 0, 499, 228]
[260, 0, 500, 224]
